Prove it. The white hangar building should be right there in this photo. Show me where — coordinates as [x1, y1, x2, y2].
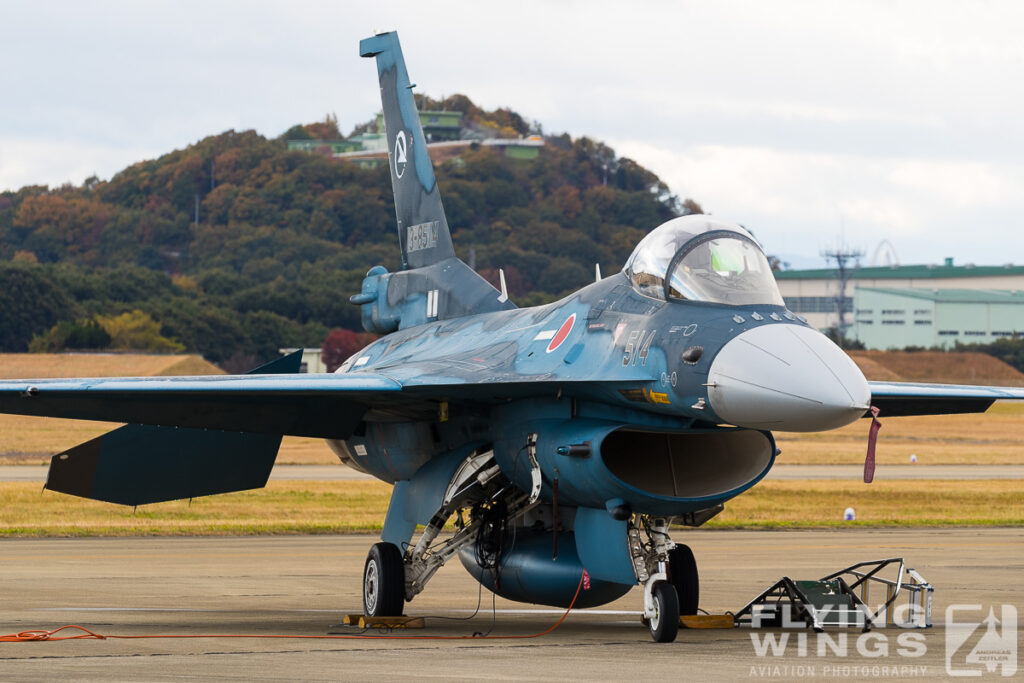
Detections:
[774, 260, 1024, 349]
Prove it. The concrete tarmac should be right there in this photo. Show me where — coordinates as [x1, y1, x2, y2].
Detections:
[3, 463, 1023, 482]
[1, 529, 1021, 680]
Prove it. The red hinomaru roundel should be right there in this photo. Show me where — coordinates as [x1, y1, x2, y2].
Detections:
[546, 314, 576, 353]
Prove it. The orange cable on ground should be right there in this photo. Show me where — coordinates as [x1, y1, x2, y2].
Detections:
[1, 573, 583, 643]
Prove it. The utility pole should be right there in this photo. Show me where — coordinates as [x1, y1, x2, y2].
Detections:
[820, 245, 863, 345]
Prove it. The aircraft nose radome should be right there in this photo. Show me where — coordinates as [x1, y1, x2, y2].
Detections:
[706, 324, 870, 432]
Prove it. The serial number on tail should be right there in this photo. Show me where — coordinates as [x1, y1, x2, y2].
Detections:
[407, 221, 439, 253]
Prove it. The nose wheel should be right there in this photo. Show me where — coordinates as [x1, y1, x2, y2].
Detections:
[363, 542, 405, 617]
[632, 517, 702, 642]
[669, 544, 699, 616]
[647, 582, 680, 642]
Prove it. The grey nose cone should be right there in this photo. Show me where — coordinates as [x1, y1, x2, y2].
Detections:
[707, 324, 870, 432]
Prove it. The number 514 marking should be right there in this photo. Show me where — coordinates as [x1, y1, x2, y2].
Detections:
[622, 330, 656, 366]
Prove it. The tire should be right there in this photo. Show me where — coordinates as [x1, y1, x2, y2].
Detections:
[648, 582, 680, 643]
[363, 542, 405, 617]
[669, 544, 699, 616]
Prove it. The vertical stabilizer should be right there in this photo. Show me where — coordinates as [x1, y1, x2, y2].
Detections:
[360, 31, 455, 270]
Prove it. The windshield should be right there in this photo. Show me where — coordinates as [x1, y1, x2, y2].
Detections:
[624, 216, 784, 306]
[623, 225, 690, 298]
[666, 233, 784, 306]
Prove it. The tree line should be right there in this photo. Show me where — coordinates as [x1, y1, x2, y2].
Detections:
[0, 97, 696, 369]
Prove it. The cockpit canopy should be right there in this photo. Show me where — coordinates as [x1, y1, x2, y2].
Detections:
[623, 216, 785, 306]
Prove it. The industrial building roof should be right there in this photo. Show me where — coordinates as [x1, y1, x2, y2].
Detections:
[776, 263, 1024, 280]
[857, 287, 1024, 304]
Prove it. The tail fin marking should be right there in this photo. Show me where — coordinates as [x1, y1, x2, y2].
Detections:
[360, 31, 455, 269]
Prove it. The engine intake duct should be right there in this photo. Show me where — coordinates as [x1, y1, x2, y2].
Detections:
[601, 428, 773, 499]
[496, 416, 776, 517]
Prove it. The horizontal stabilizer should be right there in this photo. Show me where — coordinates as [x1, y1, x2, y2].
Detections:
[44, 351, 300, 506]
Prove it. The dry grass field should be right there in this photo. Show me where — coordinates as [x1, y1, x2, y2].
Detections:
[775, 401, 1024, 465]
[712, 479, 1024, 527]
[849, 350, 1024, 386]
[0, 353, 224, 379]
[0, 479, 1020, 536]
[776, 351, 1024, 465]
[0, 416, 338, 465]
[0, 353, 340, 464]
[0, 480, 391, 536]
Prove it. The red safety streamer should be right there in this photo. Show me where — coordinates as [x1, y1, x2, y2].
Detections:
[864, 406, 881, 483]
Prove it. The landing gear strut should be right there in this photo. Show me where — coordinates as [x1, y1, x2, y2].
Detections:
[362, 449, 538, 619]
[630, 516, 700, 642]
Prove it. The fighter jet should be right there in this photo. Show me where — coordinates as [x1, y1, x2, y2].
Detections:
[2, 31, 1023, 643]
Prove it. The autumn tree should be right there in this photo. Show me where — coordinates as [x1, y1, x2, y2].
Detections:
[30, 319, 111, 352]
[0, 100, 699, 363]
[321, 328, 376, 372]
[97, 310, 185, 352]
[0, 264, 72, 351]
[304, 113, 342, 140]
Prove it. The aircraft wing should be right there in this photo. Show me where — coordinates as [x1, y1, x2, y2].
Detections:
[0, 373, 404, 440]
[0, 370, 641, 440]
[0, 364, 547, 506]
[868, 380, 1024, 417]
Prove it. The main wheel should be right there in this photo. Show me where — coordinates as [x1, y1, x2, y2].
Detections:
[669, 544, 699, 616]
[648, 582, 680, 643]
[363, 542, 405, 617]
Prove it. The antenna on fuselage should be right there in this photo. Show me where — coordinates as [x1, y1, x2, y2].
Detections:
[498, 269, 509, 303]
[595, 263, 602, 282]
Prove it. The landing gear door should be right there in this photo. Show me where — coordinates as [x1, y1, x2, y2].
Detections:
[574, 506, 636, 585]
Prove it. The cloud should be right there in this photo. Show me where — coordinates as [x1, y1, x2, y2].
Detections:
[608, 138, 1024, 263]
[887, 161, 1021, 208]
[3, 0, 1024, 266]
[0, 137, 158, 191]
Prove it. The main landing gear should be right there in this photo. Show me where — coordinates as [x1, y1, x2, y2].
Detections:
[363, 542, 405, 617]
[631, 516, 700, 643]
[358, 447, 703, 642]
[361, 449, 536, 619]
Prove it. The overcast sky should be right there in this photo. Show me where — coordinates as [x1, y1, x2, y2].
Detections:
[3, 0, 1023, 267]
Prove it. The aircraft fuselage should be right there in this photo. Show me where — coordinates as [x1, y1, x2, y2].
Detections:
[334, 270, 868, 518]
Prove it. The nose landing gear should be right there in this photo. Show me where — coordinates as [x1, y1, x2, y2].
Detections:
[631, 516, 700, 642]
[669, 544, 699, 617]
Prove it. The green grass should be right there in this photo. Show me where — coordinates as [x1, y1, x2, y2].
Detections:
[0, 480, 392, 537]
[707, 479, 1024, 528]
[0, 479, 1021, 537]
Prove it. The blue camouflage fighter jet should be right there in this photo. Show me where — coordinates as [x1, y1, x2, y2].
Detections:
[3, 31, 1023, 643]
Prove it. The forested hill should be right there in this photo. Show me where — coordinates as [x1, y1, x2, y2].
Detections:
[0, 98, 695, 369]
